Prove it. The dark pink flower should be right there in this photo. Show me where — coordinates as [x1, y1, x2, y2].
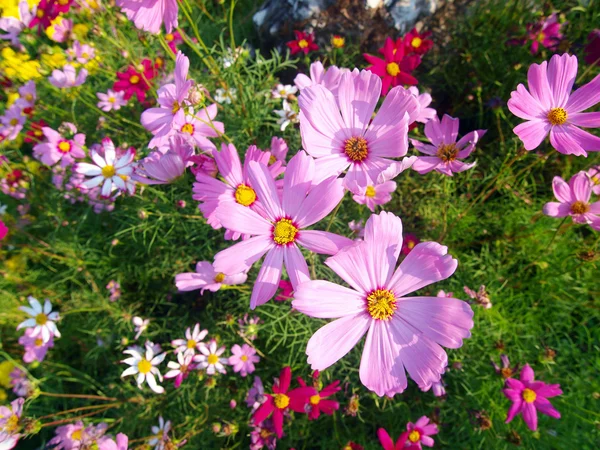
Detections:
[364, 37, 421, 95]
[287, 31, 318, 55]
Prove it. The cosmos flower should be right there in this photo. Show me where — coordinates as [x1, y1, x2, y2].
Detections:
[268, 136, 289, 164]
[48, 64, 88, 88]
[133, 136, 194, 185]
[164, 352, 195, 388]
[492, 354, 519, 379]
[293, 212, 474, 396]
[542, 171, 600, 230]
[400, 233, 419, 255]
[250, 419, 277, 450]
[331, 34, 345, 48]
[165, 30, 183, 53]
[148, 416, 171, 449]
[403, 28, 434, 55]
[0, 397, 24, 450]
[294, 61, 345, 97]
[503, 364, 562, 431]
[16, 80, 36, 109]
[18, 327, 54, 363]
[364, 37, 421, 95]
[296, 375, 340, 420]
[298, 69, 419, 188]
[507, 53, 600, 156]
[228, 344, 260, 377]
[17, 296, 60, 343]
[28, 0, 57, 32]
[275, 280, 294, 301]
[96, 89, 127, 111]
[213, 151, 352, 308]
[408, 86, 436, 126]
[287, 30, 318, 55]
[526, 14, 563, 55]
[463, 285, 492, 309]
[214, 87, 237, 104]
[121, 342, 166, 394]
[49, 16, 72, 43]
[411, 115, 486, 176]
[132, 316, 149, 340]
[193, 340, 228, 375]
[246, 376, 267, 411]
[0, 221, 7, 241]
[378, 416, 438, 450]
[587, 165, 600, 195]
[171, 323, 208, 355]
[113, 59, 155, 102]
[0, 1, 32, 48]
[49, 422, 108, 450]
[175, 260, 248, 293]
[116, 0, 178, 34]
[171, 105, 224, 151]
[0, 105, 25, 141]
[348, 220, 365, 238]
[24, 119, 47, 143]
[98, 433, 128, 450]
[33, 126, 86, 167]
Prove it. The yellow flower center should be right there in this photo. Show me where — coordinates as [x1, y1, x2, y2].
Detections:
[547, 107, 567, 126]
[207, 354, 219, 365]
[25, 94, 33, 101]
[269, 155, 277, 164]
[366, 289, 397, 320]
[344, 136, 369, 162]
[386, 62, 400, 77]
[58, 0, 69, 5]
[408, 430, 421, 443]
[137, 359, 152, 374]
[165, 33, 174, 42]
[537, 32, 545, 42]
[35, 338, 44, 346]
[71, 429, 82, 441]
[298, 39, 308, 49]
[234, 184, 257, 206]
[570, 200, 589, 215]
[172, 100, 180, 114]
[5, 415, 19, 433]
[181, 123, 194, 134]
[102, 165, 116, 178]
[35, 313, 48, 325]
[58, 141, 71, 153]
[109, 97, 116, 103]
[365, 186, 376, 198]
[522, 388, 537, 403]
[332, 36, 345, 48]
[9, 118, 19, 126]
[260, 428, 271, 439]
[214, 273, 226, 283]
[273, 218, 298, 245]
[240, 355, 248, 362]
[186, 339, 196, 349]
[309, 394, 321, 405]
[591, 175, 599, 185]
[411, 37, 423, 48]
[119, 174, 129, 181]
[129, 75, 140, 84]
[36, 9, 44, 18]
[273, 393, 290, 409]
[34, 130, 43, 136]
[436, 143, 459, 162]
[82, 52, 89, 59]
[407, 241, 415, 249]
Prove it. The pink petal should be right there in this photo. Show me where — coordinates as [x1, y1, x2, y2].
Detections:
[421, 435, 435, 447]
[292, 280, 366, 318]
[411, 139, 438, 156]
[213, 235, 273, 275]
[547, 53, 578, 107]
[412, 156, 441, 174]
[551, 176, 573, 203]
[250, 247, 283, 309]
[253, 397, 275, 425]
[569, 171, 592, 202]
[294, 176, 345, 228]
[440, 115, 459, 143]
[534, 397, 561, 419]
[503, 389, 522, 402]
[324, 240, 375, 293]
[548, 125, 588, 156]
[513, 120, 550, 151]
[564, 124, 600, 153]
[447, 160, 476, 173]
[569, 112, 600, 128]
[283, 244, 310, 289]
[508, 84, 546, 120]
[337, 69, 381, 136]
[535, 383, 563, 398]
[282, 151, 315, 220]
[214, 201, 272, 236]
[522, 401, 538, 431]
[214, 143, 243, 187]
[377, 428, 396, 450]
[363, 211, 404, 286]
[520, 364, 535, 382]
[297, 230, 353, 256]
[424, 116, 444, 146]
[248, 161, 283, 221]
[312, 154, 351, 185]
[565, 72, 600, 113]
[527, 60, 553, 110]
[542, 202, 571, 218]
[505, 399, 523, 423]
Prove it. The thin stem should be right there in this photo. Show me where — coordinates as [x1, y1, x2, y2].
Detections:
[41, 405, 118, 428]
[325, 196, 344, 232]
[38, 392, 117, 401]
[228, 0, 236, 50]
[38, 402, 122, 421]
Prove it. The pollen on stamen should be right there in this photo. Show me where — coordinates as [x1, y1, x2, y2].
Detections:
[272, 218, 298, 245]
[408, 430, 421, 443]
[436, 143, 459, 162]
[214, 272, 226, 283]
[366, 289, 397, 321]
[273, 393, 290, 409]
[234, 184, 256, 206]
[344, 136, 369, 162]
[522, 388, 537, 403]
[386, 62, 400, 77]
[547, 107, 567, 126]
[570, 201, 589, 215]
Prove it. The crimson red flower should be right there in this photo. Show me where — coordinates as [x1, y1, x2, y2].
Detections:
[585, 29, 600, 66]
[28, 0, 58, 32]
[53, 0, 75, 14]
[113, 59, 156, 103]
[364, 37, 420, 95]
[296, 374, 340, 420]
[252, 367, 315, 438]
[404, 28, 433, 55]
[287, 31, 319, 55]
[24, 120, 48, 144]
[401, 233, 420, 255]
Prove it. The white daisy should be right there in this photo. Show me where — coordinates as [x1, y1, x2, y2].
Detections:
[75, 137, 136, 198]
[274, 99, 298, 131]
[171, 323, 208, 355]
[214, 88, 237, 104]
[132, 316, 149, 340]
[271, 84, 297, 99]
[193, 340, 227, 375]
[148, 416, 171, 448]
[17, 296, 60, 343]
[121, 343, 166, 394]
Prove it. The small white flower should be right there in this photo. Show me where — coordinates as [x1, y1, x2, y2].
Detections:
[148, 416, 171, 448]
[132, 316, 149, 340]
[171, 323, 208, 355]
[274, 100, 298, 131]
[0, 203, 7, 215]
[121, 343, 166, 394]
[214, 88, 237, 105]
[16, 296, 60, 343]
[193, 340, 227, 375]
[271, 84, 297, 99]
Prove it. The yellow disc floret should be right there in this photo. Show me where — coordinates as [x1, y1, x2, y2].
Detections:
[214, 273, 226, 283]
[570, 201, 589, 215]
[386, 62, 400, 77]
[273, 219, 298, 245]
[411, 37, 423, 48]
[298, 39, 308, 49]
[35, 313, 48, 325]
[234, 184, 257, 206]
[547, 107, 567, 126]
[522, 388, 537, 403]
[129, 75, 140, 84]
[436, 143, 459, 162]
[102, 165, 116, 178]
[309, 394, 321, 405]
[365, 186, 376, 198]
[137, 359, 152, 374]
[366, 289, 397, 320]
[408, 430, 421, 443]
[58, 141, 71, 153]
[186, 339, 196, 349]
[273, 393, 290, 409]
[207, 354, 219, 365]
[181, 123, 194, 135]
[344, 136, 369, 162]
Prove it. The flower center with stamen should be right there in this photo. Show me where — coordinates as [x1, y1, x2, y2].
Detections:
[186, 339, 196, 349]
[234, 184, 256, 206]
[386, 62, 400, 76]
[35, 338, 44, 346]
[82, 52, 89, 59]
[344, 136, 369, 162]
[58, 141, 71, 153]
[273, 393, 290, 409]
[592, 176, 599, 185]
[181, 123, 194, 134]
[366, 289, 397, 320]
[25, 94, 33, 101]
[260, 428, 271, 439]
[522, 388, 536, 403]
[5, 415, 18, 433]
[10, 118, 18, 126]
[411, 37, 422, 48]
[241, 355, 248, 362]
[214, 273, 225, 283]
[58, 0, 69, 5]
[71, 429, 82, 441]
[109, 97, 116, 103]
[537, 32, 545, 42]
[408, 430, 421, 443]
[35, 313, 48, 325]
[365, 186, 376, 198]
[129, 75, 140, 84]
[165, 33, 174, 42]
[36, 9, 44, 18]
[207, 354, 219, 365]
[547, 107, 567, 126]
[501, 368, 513, 378]
[172, 101, 180, 114]
[102, 165, 116, 178]
[137, 359, 152, 374]
[273, 219, 298, 245]
[437, 143, 459, 162]
[570, 201, 589, 215]
[298, 39, 308, 49]
[309, 394, 321, 405]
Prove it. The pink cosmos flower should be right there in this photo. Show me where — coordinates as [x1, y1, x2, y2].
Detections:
[116, 0, 178, 34]
[379, 416, 438, 449]
[250, 419, 277, 450]
[49, 422, 108, 450]
[292, 211, 474, 396]
[403, 29, 434, 56]
[0, 220, 7, 241]
[213, 151, 352, 309]
[348, 219, 365, 238]
[0, 398, 24, 449]
[526, 14, 563, 55]
[408, 86, 436, 126]
[507, 53, 600, 156]
[0, 105, 25, 141]
[16, 81, 36, 109]
[294, 61, 344, 97]
[133, 136, 193, 184]
[50, 17, 72, 43]
[189, 154, 218, 178]
[192, 143, 284, 241]
[33, 127, 86, 167]
[364, 37, 421, 95]
[53, 0, 75, 14]
[268, 136, 289, 164]
[165, 30, 183, 53]
[228, 344, 260, 377]
[411, 115, 486, 176]
[275, 280, 294, 301]
[70, 41, 95, 64]
[171, 105, 224, 151]
[141, 51, 194, 148]
[97, 89, 127, 111]
[193, 340, 227, 375]
[175, 260, 248, 293]
[171, 323, 208, 355]
[299, 69, 419, 188]
[49, 64, 88, 88]
[98, 433, 128, 450]
[542, 171, 600, 230]
[164, 352, 195, 388]
[19, 327, 54, 363]
[431, 380, 446, 397]
[587, 165, 600, 195]
[503, 364, 562, 431]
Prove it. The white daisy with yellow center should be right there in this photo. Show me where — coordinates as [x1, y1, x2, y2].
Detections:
[171, 323, 208, 356]
[121, 343, 166, 394]
[193, 340, 228, 375]
[17, 296, 61, 343]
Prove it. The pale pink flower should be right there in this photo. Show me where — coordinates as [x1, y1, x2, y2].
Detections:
[274, 99, 297, 131]
[0, 105, 25, 141]
[292, 211, 474, 396]
[348, 220, 365, 238]
[408, 86, 436, 124]
[0, 398, 24, 449]
[588, 165, 600, 195]
[171, 323, 208, 355]
[175, 261, 248, 293]
[294, 61, 345, 97]
[171, 105, 223, 151]
[70, 41, 95, 64]
[411, 115, 486, 176]
[133, 135, 193, 184]
[132, 316, 149, 340]
[50, 17, 72, 43]
[194, 340, 227, 375]
[0, 1, 32, 48]
[19, 327, 54, 363]
[98, 433, 128, 450]
[507, 53, 600, 156]
[97, 89, 127, 111]
[268, 136, 288, 163]
[33, 127, 86, 167]
[116, 0, 178, 34]
[228, 344, 260, 377]
[16, 80, 36, 109]
[49, 64, 88, 88]
[526, 14, 563, 55]
[298, 69, 419, 188]
[213, 151, 352, 308]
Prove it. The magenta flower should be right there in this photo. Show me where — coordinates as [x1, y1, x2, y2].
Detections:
[503, 364, 562, 431]
[378, 416, 438, 450]
[364, 37, 421, 95]
[70, 41, 95, 64]
[116, 0, 178, 34]
[292, 211, 474, 396]
[18, 327, 54, 363]
[0, 220, 8, 241]
[411, 115, 486, 176]
[228, 344, 260, 377]
[508, 54, 600, 156]
[296, 376, 340, 420]
[171, 105, 223, 151]
[175, 260, 248, 294]
[33, 127, 86, 167]
[542, 171, 600, 230]
[96, 89, 127, 112]
[164, 352, 195, 388]
[133, 136, 193, 185]
[526, 14, 563, 55]
[213, 151, 352, 309]
[49, 64, 88, 88]
[587, 165, 600, 195]
[298, 69, 419, 188]
[275, 280, 294, 301]
[294, 61, 345, 97]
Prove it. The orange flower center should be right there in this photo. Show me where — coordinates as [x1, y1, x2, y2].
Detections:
[411, 37, 423, 48]
[365, 186, 376, 198]
[501, 367, 513, 378]
[214, 273, 226, 283]
[240, 355, 248, 362]
[172, 101, 181, 114]
[366, 289, 397, 320]
[9, 118, 19, 126]
[181, 123, 194, 134]
[35, 313, 48, 325]
[547, 107, 567, 126]
[570, 201, 589, 215]
[344, 136, 369, 162]
[36, 9, 44, 18]
[437, 143, 459, 162]
[165, 33, 174, 42]
[408, 430, 421, 443]
[35, 338, 44, 346]
[386, 62, 400, 76]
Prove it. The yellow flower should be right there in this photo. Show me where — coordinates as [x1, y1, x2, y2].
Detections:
[45, 15, 65, 41]
[6, 92, 20, 107]
[0, 0, 39, 18]
[0, 361, 15, 389]
[40, 49, 67, 71]
[73, 24, 90, 40]
[0, 48, 42, 82]
[0, 388, 7, 403]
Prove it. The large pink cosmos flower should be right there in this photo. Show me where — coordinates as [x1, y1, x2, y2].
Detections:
[33, 127, 86, 167]
[116, 0, 178, 34]
[542, 171, 600, 230]
[292, 211, 474, 396]
[213, 151, 352, 308]
[48, 64, 88, 88]
[503, 364, 562, 431]
[507, 53, 600, 156]
[193, 143, 284, 241]
[298, 69, 419, 188]
[411, 115, 486, 176]
[141, 51, 194, 148]
[294, 61, 345, 97]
